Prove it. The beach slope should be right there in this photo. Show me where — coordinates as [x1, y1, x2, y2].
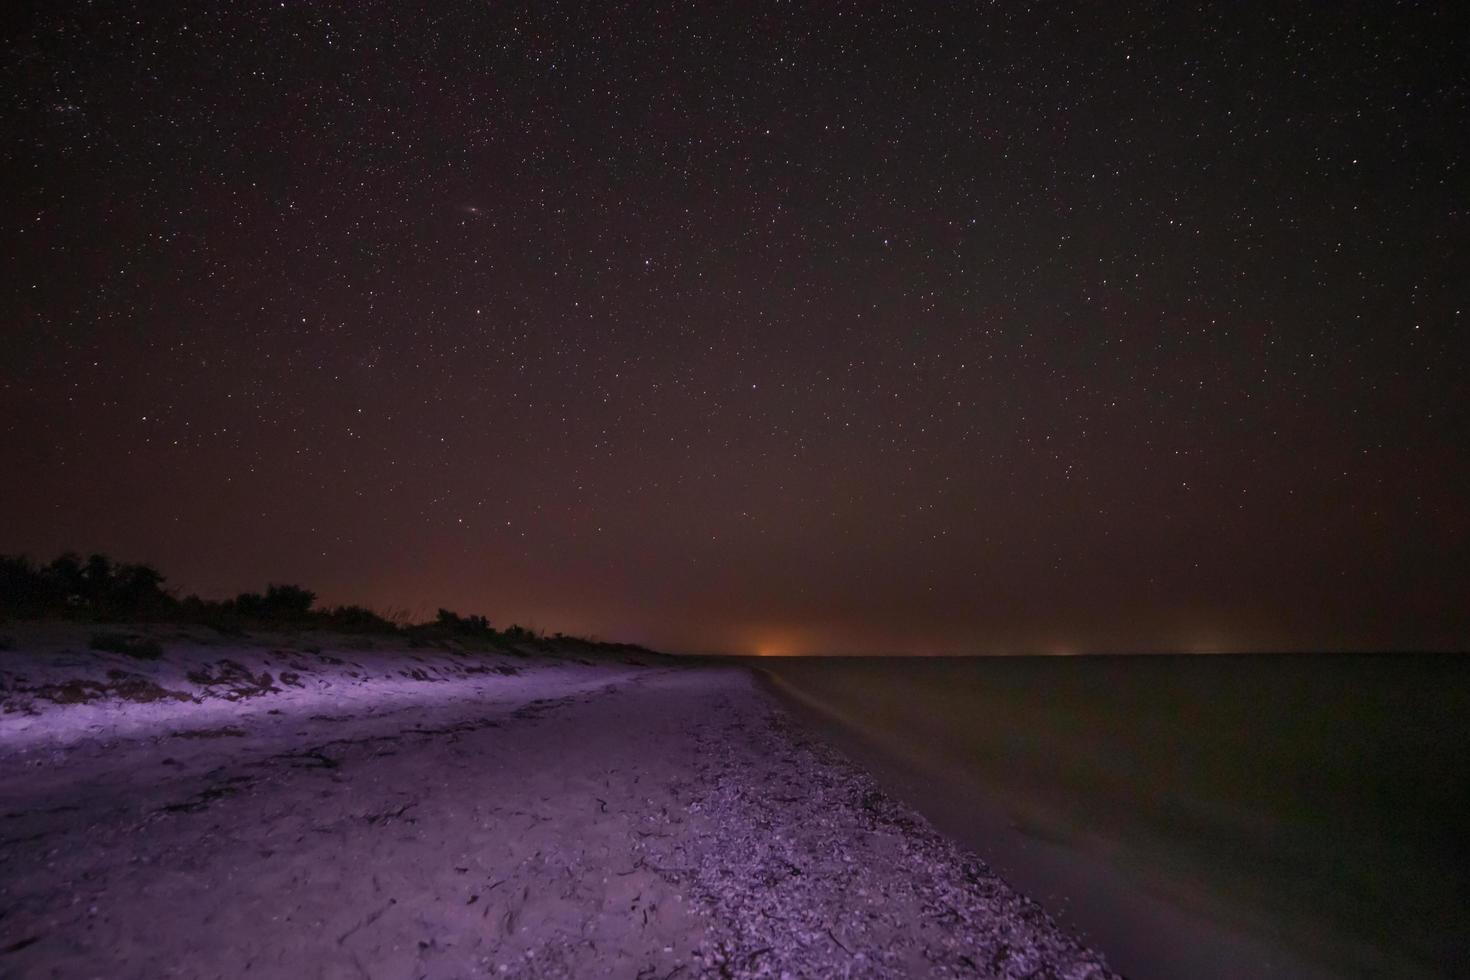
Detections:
[1, 636, 1114, 979]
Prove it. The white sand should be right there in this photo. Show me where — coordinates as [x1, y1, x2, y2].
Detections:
[1, 627, 1115, 978]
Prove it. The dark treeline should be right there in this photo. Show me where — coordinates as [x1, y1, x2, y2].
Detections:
[0, 552, 645, 654]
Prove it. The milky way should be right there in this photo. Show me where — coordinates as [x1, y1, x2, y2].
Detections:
[3, 3, 1466, 653]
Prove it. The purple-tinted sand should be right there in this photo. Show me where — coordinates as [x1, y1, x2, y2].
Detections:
[1, 628, 1114, 978]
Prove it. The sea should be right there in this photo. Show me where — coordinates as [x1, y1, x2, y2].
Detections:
[754, 653, 1469, 979]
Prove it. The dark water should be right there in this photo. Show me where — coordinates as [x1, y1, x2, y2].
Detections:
[756, 654, 1470, 979]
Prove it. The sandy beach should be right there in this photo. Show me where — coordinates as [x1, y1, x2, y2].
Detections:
[1, 629, 1115, 979]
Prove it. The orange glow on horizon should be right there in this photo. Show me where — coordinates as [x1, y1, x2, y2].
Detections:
[748, 629, 809, 658]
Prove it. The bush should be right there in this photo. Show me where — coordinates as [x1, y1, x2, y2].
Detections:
[6, 551, 648, 656]
[434, 608, 494, 636]
[90, 631, 164, 659]
[0, 552, 174, 619]
[233, 583, 316, 621]
[321, 604, 399, 634]
[0, 554, 51, 616]
[107, 561, 169, 613]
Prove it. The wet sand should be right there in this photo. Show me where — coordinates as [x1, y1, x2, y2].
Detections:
[1, 632, 1114, 978]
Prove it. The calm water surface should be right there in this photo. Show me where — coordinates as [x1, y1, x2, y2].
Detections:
[756, 654, 1470, 979]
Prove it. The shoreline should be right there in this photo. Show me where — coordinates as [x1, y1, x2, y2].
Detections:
[1, 626, 1115, 978]
[756, 666, 1334, 980]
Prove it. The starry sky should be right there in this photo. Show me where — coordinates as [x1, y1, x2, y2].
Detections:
[3, 2, 1467, 654]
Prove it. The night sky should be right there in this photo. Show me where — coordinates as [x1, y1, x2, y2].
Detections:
[3, 3, 1466, 655]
